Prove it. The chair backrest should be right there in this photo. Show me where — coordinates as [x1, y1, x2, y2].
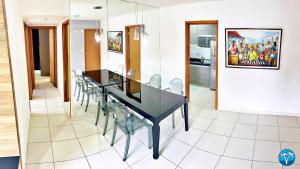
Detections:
[169, 78, 183, 95]
[148, 74, 161, 89]
[127, 69, 136, 79]
[112, 101, 130, 124]
[72, 69, 79, 81]
[116, 65, 124, 75]
[81, 76, 89, 91]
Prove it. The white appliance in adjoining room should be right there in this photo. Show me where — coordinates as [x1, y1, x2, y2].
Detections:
[209, 39, 216, 90]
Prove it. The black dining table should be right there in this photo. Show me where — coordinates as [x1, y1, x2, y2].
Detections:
[82, 69, 189, 159]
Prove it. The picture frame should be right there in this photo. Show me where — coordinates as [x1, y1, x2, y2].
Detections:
[225, 28, 282, 70]
[107, 31, 123, 54]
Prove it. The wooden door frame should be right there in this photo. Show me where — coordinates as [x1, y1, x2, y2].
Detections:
[125, 25, 141, 78]
[62, 20, 70, 102]
[23, 24, 58, 100]
[185, 20, 219, 110]
[84, 29, 101, 71]
[23, 23, 35, 100]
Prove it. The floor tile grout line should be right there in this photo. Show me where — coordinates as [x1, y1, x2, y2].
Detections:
[251, 112, 259, 169]
[276, 116, 284, 169]
[44, 83, 56, 169]
[213, 113, 241, 169]
[175, 107, 218, 168]
[69, 117, 93, 169]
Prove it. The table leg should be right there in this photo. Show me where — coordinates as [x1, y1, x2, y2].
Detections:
[152, 122, 160, 159]
[184, 97, 189, 131]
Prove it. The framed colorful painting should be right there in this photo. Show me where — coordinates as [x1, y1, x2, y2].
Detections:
[108, 31, 123, 53]
[225, 28, 282, 69]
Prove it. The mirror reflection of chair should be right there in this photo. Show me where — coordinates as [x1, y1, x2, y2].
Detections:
[110, 101, 152, 161]
[116, 64, 124, 75]
[80, 76, 97, 112]
[126, 69, 136, 79]
[165, 78, 184, 128]
[146, 74, 161, 89]
[72, 70, 83, 101]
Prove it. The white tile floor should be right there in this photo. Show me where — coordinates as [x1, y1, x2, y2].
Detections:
[26, 79, 300, 169]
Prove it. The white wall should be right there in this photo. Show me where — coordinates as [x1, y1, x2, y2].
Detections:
[4, 0, 31, 167]
[21, 0, 69, 16]
[160, 0, 300, 115]
[107, 8, 160, 83]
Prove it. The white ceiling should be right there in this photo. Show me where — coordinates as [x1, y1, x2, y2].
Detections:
[23, 16, 68, 26]
[23, 0, 217, 24]
[124, 0, 218, 7]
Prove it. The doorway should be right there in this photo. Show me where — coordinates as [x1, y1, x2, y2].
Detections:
[84, 29, 101, 71]
[185, 20, 219, 110]
[23, 24, 58, 100]
[125, 25, 141, 81]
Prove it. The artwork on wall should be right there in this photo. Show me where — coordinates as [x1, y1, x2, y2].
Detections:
[108, 31, 123, 53]
[225, 28, 282, 69]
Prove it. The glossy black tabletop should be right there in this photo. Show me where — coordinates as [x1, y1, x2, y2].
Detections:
[106, 79, 186, 123]
[82, 69, 125, 87]
[83, 69, 186, 123]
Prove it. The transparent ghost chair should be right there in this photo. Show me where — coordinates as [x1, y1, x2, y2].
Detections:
[165, 78, 184, 128]
[126, 69, 136, 79]
[110, 101, 152, 161]
[146, 74, 161, 89]
[72, 69, 83, 100]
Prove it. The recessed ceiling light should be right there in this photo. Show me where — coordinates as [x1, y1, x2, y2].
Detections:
[93, 6, 103, 10]
[73, 14, 80, 18]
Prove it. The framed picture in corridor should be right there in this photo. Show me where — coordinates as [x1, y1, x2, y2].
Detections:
[225, 28, 282, 69]
[108, 31, 123, 53]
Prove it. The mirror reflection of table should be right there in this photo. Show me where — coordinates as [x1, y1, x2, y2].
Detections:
[83, 69, 189, 159]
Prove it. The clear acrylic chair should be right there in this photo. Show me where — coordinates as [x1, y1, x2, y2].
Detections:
[72, 69, 83, 101]
[165, 78, 184, 128]
[126, 69, 136, 79]
[80, 76, 97, 112]
[116, 65, 124, 75]
[94, 87, 114, 135]
[146, 74, 161, 89]
[110, 101, 152, 161]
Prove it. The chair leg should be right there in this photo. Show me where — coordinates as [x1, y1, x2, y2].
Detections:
[110, 122, 117, 146]
[123, 134, 131, 161]
[103, 111, 109, 135]
[77, 86, 81, 101]
[85, 94, 90, 112]
[81, 92, 85, 106]
[74, 83, 77, 96]
[148, 125, 153, 149]
[95, 101, 101, 125]
[181, 107, 184, 118]
[172, 113, 175, 129]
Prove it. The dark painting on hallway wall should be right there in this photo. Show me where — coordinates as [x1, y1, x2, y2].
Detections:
[225, 28, 282, 69]
[108, 31, 123, 54]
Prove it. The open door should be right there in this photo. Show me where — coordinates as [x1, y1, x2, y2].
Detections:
[49, 28, 57, 87]
[84, 29, 101, 71]
[125, 25, 141, 81]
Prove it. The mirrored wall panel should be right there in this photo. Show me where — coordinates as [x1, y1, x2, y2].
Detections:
[69, 0, 161, 124]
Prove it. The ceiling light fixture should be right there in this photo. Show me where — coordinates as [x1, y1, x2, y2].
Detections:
[93, 5, 103, 43]
[133, 0, 140, 41]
